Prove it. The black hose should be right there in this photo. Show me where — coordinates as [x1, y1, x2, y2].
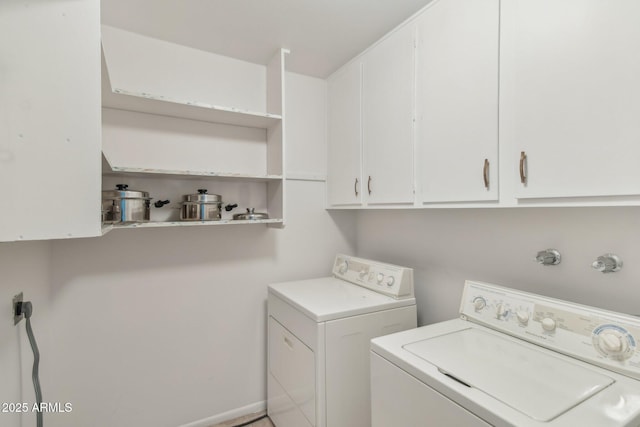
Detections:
[23, 302, 43, 427]
[233, 414, 268, 427]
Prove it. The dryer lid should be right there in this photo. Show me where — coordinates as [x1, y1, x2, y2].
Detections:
[403, 328, 614, 422]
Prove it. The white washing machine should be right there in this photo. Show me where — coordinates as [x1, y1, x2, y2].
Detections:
[371, 280, 640, 427]
[267, 254, 417, 427]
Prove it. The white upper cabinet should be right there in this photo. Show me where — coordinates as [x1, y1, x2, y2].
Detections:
[416, 0, 499, 204]
[0, 0, 101, 241]
[502, 0, 640, 200]
[362, 24, 415, 205]
[327, 60, 363, 206]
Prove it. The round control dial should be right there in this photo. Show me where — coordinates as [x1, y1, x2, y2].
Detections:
[385, 276, 395, 287]
[541, 317, 557, 332]
[376, 273, 384, 284]
[600, 333, 625, 352]
[592, 324, 636, 361]
[338, 260, 349, 274]
[473, 297, 486, 312]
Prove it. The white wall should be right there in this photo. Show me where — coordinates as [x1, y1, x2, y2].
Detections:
[0, 241, 51, 427]
[357, 207, 640, 326]
[0, 72, 357, 427]
[285, 72, 326, 178]
[46, 180, 354, 427]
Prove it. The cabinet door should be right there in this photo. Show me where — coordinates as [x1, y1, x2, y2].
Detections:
[327, 60, 362, 206]
[416, 0, 499, 203]
[503, 0, 640, 199]
[362, 25, 415, 205]
[0, 0, 101, 241]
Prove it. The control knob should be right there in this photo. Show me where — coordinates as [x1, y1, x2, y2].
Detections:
[385, 276, 395, 287]
[338, 260, 349, 275]
[593, 325, 634, 361]
[599, 333, 625, 353]
[359, 268, 368, 279]
[516, 310, 530, 325]
[376, 273, 384, 284]
[541, 317, 556, 332]
[473, 297, 486, 312]
[496, 303, 507, 319]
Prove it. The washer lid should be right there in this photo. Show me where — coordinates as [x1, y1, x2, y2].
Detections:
[403, 328, 615, 422]
[268, 277, 415, 322]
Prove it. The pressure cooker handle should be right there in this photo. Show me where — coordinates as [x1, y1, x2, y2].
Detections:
[154, 200, 170, 208]
[224, 203, 238, 212]
[116, 184, 129, 191]
[197, 189, 208, 194]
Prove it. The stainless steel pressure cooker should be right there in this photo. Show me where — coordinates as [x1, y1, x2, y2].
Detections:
[180, 189, 223, 221]
[102, 184, 151, 223]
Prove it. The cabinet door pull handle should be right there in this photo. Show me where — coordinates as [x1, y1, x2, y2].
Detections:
[519, 151, 527, 185]
[283, 335, 293, 349]
[483, 158, 490, 189]
[354, 178, 359, 196]
[367, 176, 372, 195]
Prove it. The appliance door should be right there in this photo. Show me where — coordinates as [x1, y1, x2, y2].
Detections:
[371, 352, 491, 427]
[268, 317, 315, 426]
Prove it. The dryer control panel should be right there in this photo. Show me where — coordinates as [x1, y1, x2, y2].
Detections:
[460, 280, 640, 381]
[333, 254, 414, 299]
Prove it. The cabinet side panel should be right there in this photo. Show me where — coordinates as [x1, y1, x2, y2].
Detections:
[267, 122, 284, 177]
[266, 51, 286, 223]
[267, 50, 286, 116]
[267, 180, 284, 223]
[0, 0, 101, 241]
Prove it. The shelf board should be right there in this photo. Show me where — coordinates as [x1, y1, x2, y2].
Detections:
[103, 165, 283, 182]
[102, 88, 282, 129]
[102, 218, 283, 234]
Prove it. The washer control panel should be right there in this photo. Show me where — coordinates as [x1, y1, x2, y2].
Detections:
[460, 280, 640, 380]
[333, 254, 414, 299]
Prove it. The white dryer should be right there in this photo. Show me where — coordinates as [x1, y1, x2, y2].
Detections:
[371, 280, 640, 427]
[267, 254, 417, 427]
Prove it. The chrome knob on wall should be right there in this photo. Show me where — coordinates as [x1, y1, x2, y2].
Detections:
[535, 249, 561, 266]
[592, 254, 623, 273]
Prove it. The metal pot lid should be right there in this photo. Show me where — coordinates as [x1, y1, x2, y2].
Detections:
[182, 189, 222, 203]
[102, 184, 150, 199]
[233, 208, 269, 220]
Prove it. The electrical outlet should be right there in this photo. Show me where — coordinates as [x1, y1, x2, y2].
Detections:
[13, 292, 23, 325]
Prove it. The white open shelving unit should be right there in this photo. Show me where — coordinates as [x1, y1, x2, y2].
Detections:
[102, 87, 282, 129]
[101, 217, 284, 235]
[102, 162, 283, 182]
[100, 26, 287, 233]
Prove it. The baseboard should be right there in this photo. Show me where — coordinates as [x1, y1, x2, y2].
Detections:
[178, 401, 267, 427]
